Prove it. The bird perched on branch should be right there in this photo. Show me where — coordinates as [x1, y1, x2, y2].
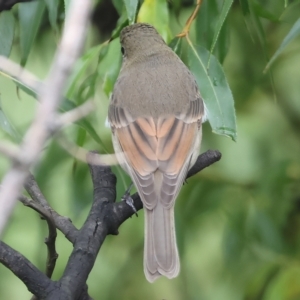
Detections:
[108, 23, 204, 282]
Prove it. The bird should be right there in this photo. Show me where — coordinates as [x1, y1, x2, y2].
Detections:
[108, 23, 204, 282]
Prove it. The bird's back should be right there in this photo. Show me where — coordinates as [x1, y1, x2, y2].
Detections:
[112, 50, 197, 121]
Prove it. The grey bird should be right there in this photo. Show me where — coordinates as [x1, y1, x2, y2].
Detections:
[108, 23, 204, 282]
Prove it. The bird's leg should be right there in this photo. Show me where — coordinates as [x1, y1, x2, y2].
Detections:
[121, 183, 138, 217]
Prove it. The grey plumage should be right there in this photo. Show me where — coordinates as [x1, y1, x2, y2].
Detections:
[108, 23, 204, 282]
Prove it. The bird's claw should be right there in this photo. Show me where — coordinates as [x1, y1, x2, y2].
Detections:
[121, 183, 138, 217]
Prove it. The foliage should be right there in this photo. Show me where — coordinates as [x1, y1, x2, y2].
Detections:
[0, 0, 300, 299]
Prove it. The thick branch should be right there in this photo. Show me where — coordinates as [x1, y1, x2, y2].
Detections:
[0, 241, 55, 298]
[50, 161, 117, 300]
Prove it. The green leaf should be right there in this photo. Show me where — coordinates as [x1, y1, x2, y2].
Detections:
[112, 0, 124, 15]
[44, 0, 59, 31]
[123, 0, 138, 24]
[0, 69, 38, 99]
[19, 1, 46, 66]
[248, 0, 267, 56]
[76, 119, 104, 146]
[253, 1, 279, 22]
[110, 13, 129, 41]
[195, 0, 219, 50]
[188, 43, 237, 141]
[0, 11, 15, 57]
[66, 43, 106, 99]
[265, 18, 300, 72]
[15, 81, 38, 98]
[137, 0, 169, 41]
[0, 97, 19, 140]
[60, 99, 104, 146]
[76, 127, 87, 147]
[103, 52, 122, 97]
[169, 37, 183, 57]
[77, 73, 99, 103]
[195, 0, 230, 63]
[209, 0, 233, 64]
[239, 0, 250, 15]
[214, 18, 230, 64]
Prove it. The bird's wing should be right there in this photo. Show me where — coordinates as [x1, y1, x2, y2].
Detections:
[108, 94, 204, 209]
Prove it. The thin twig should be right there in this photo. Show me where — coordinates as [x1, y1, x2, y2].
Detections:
[177, 0, 203, 37]
[18, 195, 58, 279]
[57, 134, 118, 166]
[24, 174, 79, 244]
[0, 0, 93, 235]
[0, 141, 19, 160]
[55, 99, 96, 129]
[0, 56, 40, 93]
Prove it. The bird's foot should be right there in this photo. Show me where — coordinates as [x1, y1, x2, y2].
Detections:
[121, 183, 138, 217]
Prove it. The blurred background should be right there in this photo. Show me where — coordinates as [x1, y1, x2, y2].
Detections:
[0, 0, 300, 299]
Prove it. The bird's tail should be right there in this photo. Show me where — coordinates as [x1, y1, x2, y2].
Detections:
[144, 202, 180, 282]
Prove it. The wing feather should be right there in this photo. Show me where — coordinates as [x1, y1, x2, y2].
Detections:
[108, 95, 204, 208]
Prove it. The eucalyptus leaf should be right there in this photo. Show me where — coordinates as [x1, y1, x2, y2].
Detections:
[0, 70, 39, 99]
[112, 0, 124, 15]
[0, 99, 19, 140]
[209, 0, 233, 65]
[265, 17, 300, 72]
[239, 0, 250, 15]
[66, 44, 105, 99]
[123, 0, 138, 24]
[110, 13, 129, 41]
[253, 1, 279, 22]
[0, 11, 15, 57]
[169, 37, 183, 57]
[248, 0, 267, 56]
[44, 0, 59, 31]
[77, 73, 98, 103]
[137, 0, 169, 41]
[103, 52, 122, 97]
[76, 127, 87, 147]
[195, 0, 219, 50]
[215, 20, 230, 64]
[188, 43, 237, 141]
[19, 1, 46, 66]
[60, 99, 104, 146]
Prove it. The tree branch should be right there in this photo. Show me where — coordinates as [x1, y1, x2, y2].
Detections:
[1, 150, 220, 299]
[49, 162, 117, 299]
[0, 241, 55, 298]
[18, 195, 58, 279]
[49, 150, 221, 298]
[0, 0, 93, 235]
[24, 174, 79, 244]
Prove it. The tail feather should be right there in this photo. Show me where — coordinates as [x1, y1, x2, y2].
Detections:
[144, 203, 180, 282]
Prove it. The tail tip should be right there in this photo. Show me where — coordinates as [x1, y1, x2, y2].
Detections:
[144, 265, 180, 283]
